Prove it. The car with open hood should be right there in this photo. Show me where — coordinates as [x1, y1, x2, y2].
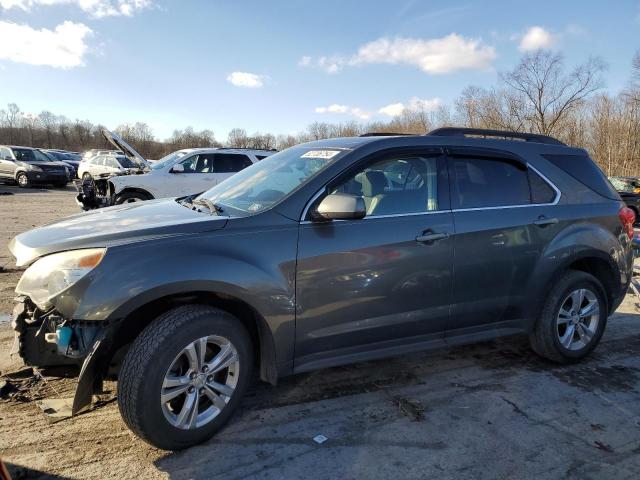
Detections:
[9, 128, 635, 450]
[75, 129, 275, 209]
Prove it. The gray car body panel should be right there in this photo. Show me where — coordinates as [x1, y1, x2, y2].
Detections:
[9, 135, 634, 379]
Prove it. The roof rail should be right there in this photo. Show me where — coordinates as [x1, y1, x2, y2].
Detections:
[427, 127, 566, 146]
[360, 132, 414, 137]
[225, 147, 278, 151]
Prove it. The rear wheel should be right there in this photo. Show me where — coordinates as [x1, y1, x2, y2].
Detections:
[16, 172, 30, 188]
[530, 270, 607, 363]
[117, 305, 253, 450]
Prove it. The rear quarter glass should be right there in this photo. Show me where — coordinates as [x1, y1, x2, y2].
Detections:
[542, 153, 620, 201]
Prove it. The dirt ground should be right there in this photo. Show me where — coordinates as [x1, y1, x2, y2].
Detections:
[1, 184, 640, 479]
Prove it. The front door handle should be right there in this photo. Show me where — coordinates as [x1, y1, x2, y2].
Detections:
[533, 216, 559, 227]
[416, 232, 449, 244]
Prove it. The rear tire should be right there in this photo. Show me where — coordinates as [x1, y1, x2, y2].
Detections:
[117, 305, 253, 450]
[529, 270, 607, 363]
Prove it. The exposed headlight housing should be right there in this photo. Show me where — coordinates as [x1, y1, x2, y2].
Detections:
[16, 249, 106, 309]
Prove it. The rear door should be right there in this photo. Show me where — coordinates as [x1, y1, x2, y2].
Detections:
[446, 148, 561, 337]
[295, 147, 454, 370]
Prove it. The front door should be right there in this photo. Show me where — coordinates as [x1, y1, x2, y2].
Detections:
[294, 149, 454, 371]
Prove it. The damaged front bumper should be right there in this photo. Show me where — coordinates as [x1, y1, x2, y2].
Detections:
[12, 297, 118, 417]
[74, 178, 115, 210]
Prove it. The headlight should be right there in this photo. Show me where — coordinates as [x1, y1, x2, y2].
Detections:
[29, 164, 43, 171]
[16, 249, 106, 309]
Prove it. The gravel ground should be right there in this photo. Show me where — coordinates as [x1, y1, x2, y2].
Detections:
[1, 185, 640, 480]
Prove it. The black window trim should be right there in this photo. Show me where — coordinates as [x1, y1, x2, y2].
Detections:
[446, 150, 561, 212]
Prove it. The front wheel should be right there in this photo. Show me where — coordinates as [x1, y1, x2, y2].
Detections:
[16, 172, 30, 188]
[115, 191, 150, 204]
[530, 270, 607, 363]
[117, 305, 253, 450]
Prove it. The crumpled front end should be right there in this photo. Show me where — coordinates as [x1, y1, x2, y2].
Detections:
[11, 296, 104, 369]
[74, 177, 115, 210]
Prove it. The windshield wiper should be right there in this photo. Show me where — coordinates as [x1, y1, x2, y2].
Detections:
[192, 198, 224, 216]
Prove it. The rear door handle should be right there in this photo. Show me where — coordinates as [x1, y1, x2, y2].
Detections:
[416, 232, 449, 244]
[533, 216, 559, 227]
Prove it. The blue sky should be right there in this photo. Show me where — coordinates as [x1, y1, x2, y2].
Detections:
[0, 0, 639, 141]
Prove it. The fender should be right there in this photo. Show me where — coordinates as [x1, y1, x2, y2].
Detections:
[520, 221, 626, 330]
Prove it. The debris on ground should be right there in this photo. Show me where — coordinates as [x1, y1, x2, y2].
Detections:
[0, 367, 46, 403]
[594, 441, 614, 453]
[313, 434, 328, 444]
[394, 396, 425, 422]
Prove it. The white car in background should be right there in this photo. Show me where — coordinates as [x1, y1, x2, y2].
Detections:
[76, 130, 276, 208]
[77, 154, 140, 180]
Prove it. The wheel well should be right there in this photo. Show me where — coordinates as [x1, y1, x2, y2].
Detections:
[107, 291, 277, 384]
[115, 187, 154, 200]
[566, 257, 616, 313]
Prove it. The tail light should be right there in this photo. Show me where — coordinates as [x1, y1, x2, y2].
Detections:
[619, 206, 636, 239]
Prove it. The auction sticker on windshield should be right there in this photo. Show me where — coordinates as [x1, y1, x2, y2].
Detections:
[301, 150, 341, 159]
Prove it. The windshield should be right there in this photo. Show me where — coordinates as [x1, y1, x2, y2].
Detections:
[198, 146, 347, 215]
[151, 150, 190, 170]
[14, 148, 52, 162]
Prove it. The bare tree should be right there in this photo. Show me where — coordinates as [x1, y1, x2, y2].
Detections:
[501, 50, 605, 135]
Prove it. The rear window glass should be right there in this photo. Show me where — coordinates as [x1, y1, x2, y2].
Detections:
[529, 170, 557, 204]
[450, 157, 531, 209]
[542, 154, 620, 200]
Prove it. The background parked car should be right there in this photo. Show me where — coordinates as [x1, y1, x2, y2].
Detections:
[76, 129, 277, 208]
[610, 177, 640, 225]
[43, 149, 82, 178]
[77, 153, 142, 180]
[0, 145, 70, 188]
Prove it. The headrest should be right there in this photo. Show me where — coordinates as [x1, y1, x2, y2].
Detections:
[361, 170, 386, 196]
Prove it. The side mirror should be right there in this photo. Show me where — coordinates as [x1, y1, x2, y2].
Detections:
[3, 156, 13, 161]
[171, 164, 185, 173]
[313, 193, 366, 221]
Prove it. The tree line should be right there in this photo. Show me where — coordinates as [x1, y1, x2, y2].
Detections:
[0, 49, 638, 176]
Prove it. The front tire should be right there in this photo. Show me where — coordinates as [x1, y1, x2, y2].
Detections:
[115, 191, 150, 204]
[16, 172, 30, 188]
[118, 305, 253, 450]
[530, 270, 607, 363]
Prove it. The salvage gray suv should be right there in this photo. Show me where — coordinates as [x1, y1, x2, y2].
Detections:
[9, 128, 636, 450]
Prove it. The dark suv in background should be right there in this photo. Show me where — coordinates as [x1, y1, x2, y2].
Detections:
[9, 128, 635, 450]
[0, 145, 70, 187]
[610, 176, 640, 225]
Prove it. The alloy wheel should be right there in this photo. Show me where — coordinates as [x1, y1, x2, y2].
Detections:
[556, 288, 600, 351]
[160, 335, 240, 430]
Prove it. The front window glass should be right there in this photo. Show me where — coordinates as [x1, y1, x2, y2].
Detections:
[199, 146, 347, 215]
[151, 150, 190, 170]
[332, 155, 440, 216]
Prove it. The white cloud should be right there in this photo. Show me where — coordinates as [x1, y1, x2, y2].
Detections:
[0, 0, 154, 18]
[301, 34, 496, 75]
[0, 20, 92, 68]
[378, 103, 405, 117]
[226, 71, 265, 88]
[518, 26, 555, 51]
[298, 55, 311, 66]
[379, 97, 442, 117]
[315, 104, 370, 119]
